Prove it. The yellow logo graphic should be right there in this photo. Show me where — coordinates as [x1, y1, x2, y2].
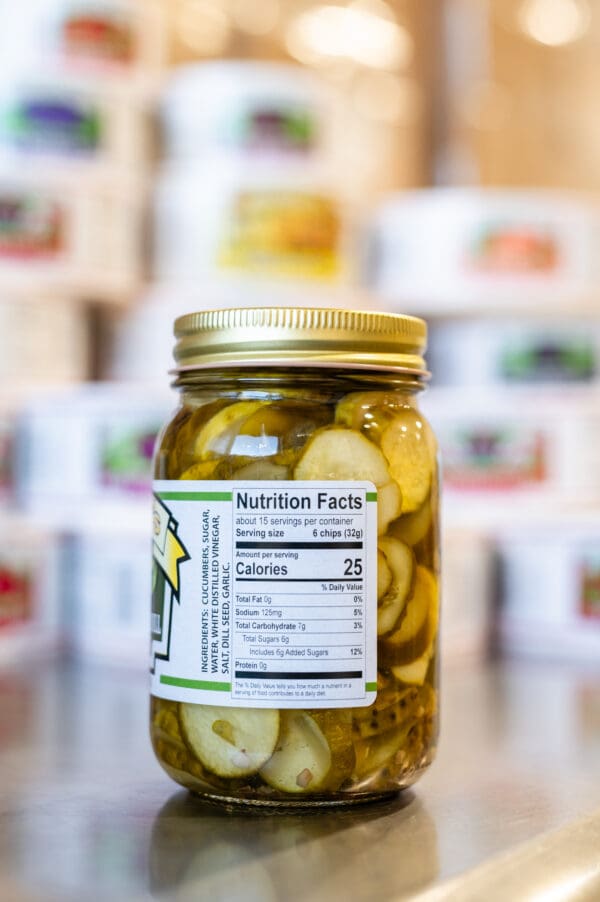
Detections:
[153, 497, 189, 595]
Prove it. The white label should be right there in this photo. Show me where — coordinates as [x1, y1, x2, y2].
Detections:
[151, 480, 378, 708]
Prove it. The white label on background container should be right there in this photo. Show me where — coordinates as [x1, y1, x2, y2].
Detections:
[150, 480, 378, 709]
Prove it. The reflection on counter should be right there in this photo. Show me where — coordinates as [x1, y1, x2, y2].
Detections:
[150, 792, 438, 901]
[1, 658, 600, 901]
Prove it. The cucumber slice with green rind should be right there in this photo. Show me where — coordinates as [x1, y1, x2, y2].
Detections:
[259, 711, 332, 793]
[380, 410, 436, 514]
[377, 480, 403, 535]
[388, 498, 432, 547]
[377, 550, 393, 600]
[179, 704, 280, 778]
[194, 401, 265, 459]
[379, 566, 437, 666]
[377, 536, 415, 635]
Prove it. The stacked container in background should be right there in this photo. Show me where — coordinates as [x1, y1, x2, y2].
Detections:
[0, 51, 378, 666]
[5, 10, 596, 676]
[0, 0, 166, 666]
[155, 62, 351, 289]
[106, 60, 369, 385]
[367, 186, 600, 662]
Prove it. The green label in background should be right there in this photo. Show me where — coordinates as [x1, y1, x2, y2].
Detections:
[500, 340, 596, 383]
[101, 426, 161, 494]
[225, 107, 316, 151]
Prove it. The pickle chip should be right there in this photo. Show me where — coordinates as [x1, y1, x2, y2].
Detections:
[392, 573, 439, 685]
[193, 401, 265, 459]
[180, 460, 222, 480]
[380, 411, 435, 514]
[293, 427, 391, 486]
[392, 649, 433, 687]
[152, 700, 210, 781]
[351, 685, 433, 740]
[259, 711, 332, 793]
[232, 461, 290, 480]
[377, 537, 415, 635]
[379, 566, 437, 667]
[152, 699, 183, 742]
[353, 718, 418, 781]
[311, 709, 355, 790]
[334, 392, 371, 430]
[161, 400, 231, 477]
[377, 480, 403, 535]
[388, 499, 432, 548]
[334, 392, 395, 442]
[238, 405, 299, 437]
[377, 550, 393, 600]
[179, 704, 280, 778]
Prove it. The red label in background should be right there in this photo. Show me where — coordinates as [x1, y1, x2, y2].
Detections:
[62, 14, 134, 64]
[468, 224, 560, 274]
[0, 567, 32, 629]
[442, 428, 547, 491]
[0, 196, 64, 259]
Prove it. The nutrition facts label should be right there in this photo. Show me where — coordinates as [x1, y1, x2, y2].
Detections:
[231, 484, 378, 706]
[151, 480, 378, 709]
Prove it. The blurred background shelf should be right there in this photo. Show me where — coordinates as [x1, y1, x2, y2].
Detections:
[0, 0, 599, 674]
[0, 0, 599, 897]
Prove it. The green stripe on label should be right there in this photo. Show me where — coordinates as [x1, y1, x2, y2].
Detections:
[366, 493, 378, 502]
[160, 676, 232, 691]
[157, 491, 233, 501]
[365, 681, 378, 692]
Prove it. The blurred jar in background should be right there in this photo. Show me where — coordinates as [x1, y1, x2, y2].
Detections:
[0, 0, 166, 86]
[155, 61, 356, 292]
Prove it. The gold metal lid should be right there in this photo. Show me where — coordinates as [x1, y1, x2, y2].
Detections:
[173, 307, 428, 376]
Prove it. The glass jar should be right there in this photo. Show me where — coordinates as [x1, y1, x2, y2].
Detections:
[150, 307, 440, 809]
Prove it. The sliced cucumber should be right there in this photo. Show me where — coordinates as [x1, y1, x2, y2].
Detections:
[232, 461, 290, 480]
[180, 460, 222, 480]
[377, 550, 393, 600]
[388, 498, 432, 548]
[353, 719, 418, 780]
[379, 566, 436, 666]
[179, 704, 279, 778]
[377, 536, 414, 635]
[293, 427, 391, 486]
[391, 571, 439, 684]
[352, 686, 422, 739]
[259, 711, 332, 793]
[377, 480, 403, 535]
[334, 391, 394, 442]
[335, 392, 374, 430]
[380, 410, 436, 514]
[193, 401, 264, 459]
[392, 648, 433, 686]
[311, 709, 355, 790]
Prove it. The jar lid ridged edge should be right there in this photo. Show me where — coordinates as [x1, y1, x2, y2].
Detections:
[175, 307, 425, 340]
[173, 307, 428, 375]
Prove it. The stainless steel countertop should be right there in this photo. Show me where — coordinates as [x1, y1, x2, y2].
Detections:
[1, 657, 599, 901]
